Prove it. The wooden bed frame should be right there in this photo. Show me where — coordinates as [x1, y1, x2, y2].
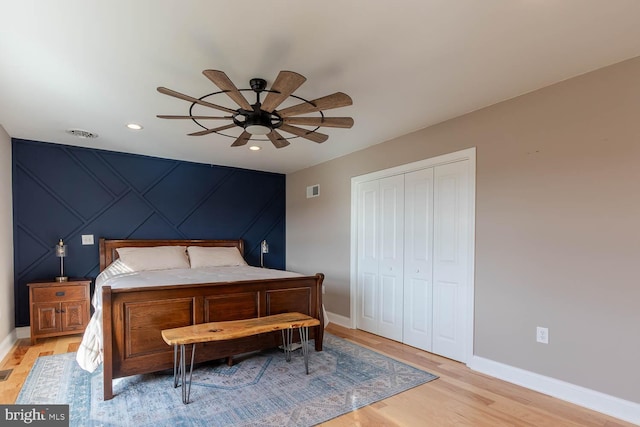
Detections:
[98, 238, 324, 400]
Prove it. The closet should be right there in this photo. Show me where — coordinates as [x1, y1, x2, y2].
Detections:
[353, 150, 474, 363]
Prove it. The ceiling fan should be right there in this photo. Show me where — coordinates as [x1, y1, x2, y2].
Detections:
[157, 70, 354, 148]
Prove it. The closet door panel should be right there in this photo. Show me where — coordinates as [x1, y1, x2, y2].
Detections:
[356, 181, 379, 333]
[377, 175, 404, 341]
[432, 160, 469, 361]
[403, 168, 434, 351]
[379, 275, 402, 340]
[361, 272, 377, 320]
[433, 280, 458, 341]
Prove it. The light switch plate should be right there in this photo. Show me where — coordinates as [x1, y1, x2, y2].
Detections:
[81, 235, 94, 245]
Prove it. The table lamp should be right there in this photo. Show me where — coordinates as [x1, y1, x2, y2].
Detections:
[260, 240, 269, 268]
[55, 239, 68, 282]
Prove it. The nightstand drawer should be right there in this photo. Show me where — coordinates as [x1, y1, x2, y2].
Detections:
[31, 286, 87, 303]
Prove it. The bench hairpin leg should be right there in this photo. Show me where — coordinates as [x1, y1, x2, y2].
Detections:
[180, 344, 186, 403]
[173, 344, 180, 388]
[180, 343, 197, 404]
[281, 328, 293, 362]
[187, 343, 196, 404]
[300, 326, 310, 374]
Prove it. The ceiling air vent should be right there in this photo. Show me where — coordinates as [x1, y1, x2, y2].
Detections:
[66, 129, 98, 139]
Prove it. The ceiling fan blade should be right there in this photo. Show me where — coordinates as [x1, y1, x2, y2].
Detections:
[203, 70, 253, 111]
[278, 124, 329, 143]
[266, 130, 291, 149]
[277, 92, 352, 118]
[231, 131, 252, 147]
[187, 123, 237, 136]
[283, 117, 354, 128]
[157, 115, 233, 120]
[260, 71, 307, 113]
[157, 87, 236, 114]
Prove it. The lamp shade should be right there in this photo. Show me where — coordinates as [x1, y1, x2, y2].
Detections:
[55, 239, 66, 257]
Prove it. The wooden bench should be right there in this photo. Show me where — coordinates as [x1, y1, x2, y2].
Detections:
[161, 312, 321, 404]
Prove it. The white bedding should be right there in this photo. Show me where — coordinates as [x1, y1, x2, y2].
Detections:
[75, 260, 306, 372]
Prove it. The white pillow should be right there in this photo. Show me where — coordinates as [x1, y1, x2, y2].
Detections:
[187, 246, 248, 268]
[116, 246, 190, 271]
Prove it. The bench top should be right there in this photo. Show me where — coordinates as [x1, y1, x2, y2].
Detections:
[161, 312, 321, 346]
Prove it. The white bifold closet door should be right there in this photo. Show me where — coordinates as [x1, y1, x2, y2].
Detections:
[357, 159, 470, 362]
[356, 174, 404, 341]
[403, 167, 434, 351]
[431, 160, 470, 361]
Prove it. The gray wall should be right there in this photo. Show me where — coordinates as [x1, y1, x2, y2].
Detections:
[286, 56, 640, 403]
[0, 125, 14, 345]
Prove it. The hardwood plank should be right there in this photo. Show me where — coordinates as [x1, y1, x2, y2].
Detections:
[0, 325, 635, 427]
[322, 324, 635, 427]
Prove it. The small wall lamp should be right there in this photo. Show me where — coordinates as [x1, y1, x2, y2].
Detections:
[260, 240, 269, 268]
[55, 239, 68, 282]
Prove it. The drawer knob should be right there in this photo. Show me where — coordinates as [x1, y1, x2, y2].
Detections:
[55, 291, 65, 297]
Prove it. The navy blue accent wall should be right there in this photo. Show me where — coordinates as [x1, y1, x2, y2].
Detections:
[12, 139, 286, 327]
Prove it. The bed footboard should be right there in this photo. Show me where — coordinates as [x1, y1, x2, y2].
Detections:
[102, 274, 324, 400]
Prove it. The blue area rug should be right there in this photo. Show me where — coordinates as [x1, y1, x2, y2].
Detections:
[17, 333, 437, 426]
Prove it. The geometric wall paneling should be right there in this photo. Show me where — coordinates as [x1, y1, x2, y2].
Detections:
[99, 151, 177, 193]
[15, 228, 50, 274]
[82, 192, 155, 239]
[144, 163, 234, 224]
[239, 193, 286, 269]
[15, 167, 85, 244]
[177, 170, 284, 237]
[68, 149, 128, 196]
[12, 139, 286, 327]
[14, 141, 114, 219]
[126, 213, 185, 240]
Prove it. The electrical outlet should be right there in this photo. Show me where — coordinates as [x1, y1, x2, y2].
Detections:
[81, 234, 94, 245]
[536, 327, 549, 344]
[322, 285, 326, 295]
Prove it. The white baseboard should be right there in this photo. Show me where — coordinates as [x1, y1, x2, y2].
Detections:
[0, 330, 18, 362]
[0, 327, 30, 363]
[15, 326, 30, 339]
[325, 311, 351, 329]
[468, 355, 640, 425]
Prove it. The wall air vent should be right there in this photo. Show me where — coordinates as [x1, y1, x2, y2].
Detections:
[306, 184, 320, 199]
[66, 129, 98, 139]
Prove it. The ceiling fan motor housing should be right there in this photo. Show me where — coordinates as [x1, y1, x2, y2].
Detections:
[233, 106, 282, 135]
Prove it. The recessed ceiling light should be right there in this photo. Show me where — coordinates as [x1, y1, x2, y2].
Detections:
[249, 145, 261, 151]
[126, 123, 143, 130]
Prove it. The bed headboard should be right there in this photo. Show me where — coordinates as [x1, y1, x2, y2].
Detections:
[99, 238, 245, 272]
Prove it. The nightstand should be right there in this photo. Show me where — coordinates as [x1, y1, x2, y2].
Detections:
[28, 278, 91, 345]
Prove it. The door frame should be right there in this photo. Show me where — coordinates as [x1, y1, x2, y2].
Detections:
[350, 147, 476, 363]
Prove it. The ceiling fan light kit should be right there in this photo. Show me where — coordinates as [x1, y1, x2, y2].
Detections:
[157, 70, 353, 149]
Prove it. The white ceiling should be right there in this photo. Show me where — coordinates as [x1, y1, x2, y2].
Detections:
[2, 1, 640, 174]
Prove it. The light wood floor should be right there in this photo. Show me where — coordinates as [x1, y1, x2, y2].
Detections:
[0, 325, 633, 426]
